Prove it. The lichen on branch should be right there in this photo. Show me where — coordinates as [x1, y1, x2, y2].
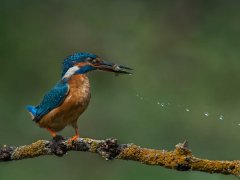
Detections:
[0, 136, 239, 178]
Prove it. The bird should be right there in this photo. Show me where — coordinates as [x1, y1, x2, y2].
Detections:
[26, 52, 132, 141]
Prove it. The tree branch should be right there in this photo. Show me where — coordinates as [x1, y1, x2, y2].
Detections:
[0, 136, 239, 178]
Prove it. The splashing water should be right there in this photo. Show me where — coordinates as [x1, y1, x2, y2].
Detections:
[134, 92, 228, 123]
[136, 94, 144, 100]
[157, 101, 169, 107]
[219, 115, 224, 121]
[204, 112, 209, 117]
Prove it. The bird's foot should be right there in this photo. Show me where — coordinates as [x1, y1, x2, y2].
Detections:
[46, 128, 57, 138]
[68, 134, 79, 144]
[53, 135, 65, 142]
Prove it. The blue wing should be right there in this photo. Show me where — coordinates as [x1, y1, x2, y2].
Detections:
[26, 79, 69, 122]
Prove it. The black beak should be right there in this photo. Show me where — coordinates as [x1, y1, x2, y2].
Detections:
[95, 60, 133, 74]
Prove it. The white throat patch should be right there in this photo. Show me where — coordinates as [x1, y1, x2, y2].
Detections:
[63, 66, 80, 79]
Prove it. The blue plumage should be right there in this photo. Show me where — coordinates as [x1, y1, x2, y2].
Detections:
[26, 52, 97, 123]
[62, 52, 97, 77]
[75, 65, 96, 74]
[26, 79, 69, 122]
[26, 105, 37, 117]
[26, 52, 132, 139]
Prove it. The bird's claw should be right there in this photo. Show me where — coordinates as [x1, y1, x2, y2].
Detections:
[68, 135, 79, 144]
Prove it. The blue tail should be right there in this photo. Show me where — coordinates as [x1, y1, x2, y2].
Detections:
[26, 105, 37, 119]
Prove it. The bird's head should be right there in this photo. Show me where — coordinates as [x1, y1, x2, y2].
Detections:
[62, 52, 132, 78]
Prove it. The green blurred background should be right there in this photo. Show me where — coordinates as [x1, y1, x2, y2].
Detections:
[1, 0, 240, 179]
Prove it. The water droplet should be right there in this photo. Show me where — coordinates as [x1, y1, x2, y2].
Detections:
[219, 115, 224, 120]
[185, 108, 190, 112]
[140, 97, 143, 100]
[157, 101, 160, 105]
[238, 123, 240, 126]
[136, 94, 139, 97]
[160, 103, 165, 107]
[204, 112, 209, 117]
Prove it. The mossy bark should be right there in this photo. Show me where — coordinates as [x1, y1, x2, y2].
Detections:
[0, 137, 239, 178]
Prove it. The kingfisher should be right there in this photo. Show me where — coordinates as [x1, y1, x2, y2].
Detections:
[26, 52, 132, 141]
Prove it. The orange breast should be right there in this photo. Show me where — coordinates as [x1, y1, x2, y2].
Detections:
[38, 75, 91, 132]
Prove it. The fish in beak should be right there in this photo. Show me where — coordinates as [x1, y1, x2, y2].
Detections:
[92, 60, 133, 74]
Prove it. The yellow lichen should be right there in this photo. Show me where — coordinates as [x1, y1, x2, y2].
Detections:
[12, 140, 47, 160]
[3, 138, 240, 177]
[82, 138, 101, 152]
[118, 144, 240, 176]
